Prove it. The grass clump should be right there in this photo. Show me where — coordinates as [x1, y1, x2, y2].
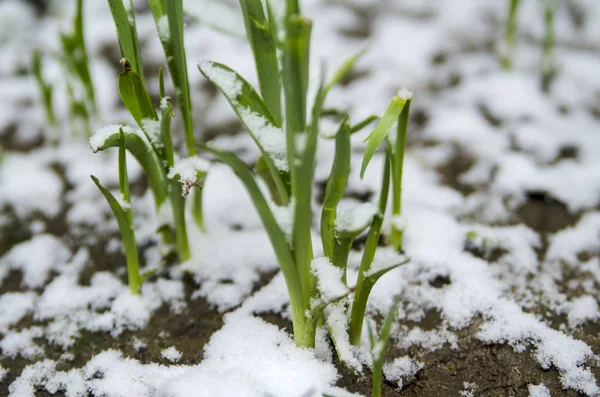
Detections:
[199, 0, 410, 353]
[92, 0, 210, 263]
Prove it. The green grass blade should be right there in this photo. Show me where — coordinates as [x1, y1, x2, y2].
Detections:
[325, 47, 367, 93]
[372, 297, 400, 397]
[201, 144, 310, 342]
[165, 0, 195, 155]
[198, 61, 290, 204]
[359, 91, 412, 179]
[31, 50, 55, 125]
[118, 60, 159, 143]
[240, 0, 282, 124]
[282, 16, 312, 174]
[91, 174, 141, 295]
[350, 115, 379, 134]
[107, 0, 144, 78]
[502, 0, 521, 68]
[390, 98, 412, 251]
[60, 0, 96, 112]
[291, 65, 326, 312]
[348, 151, 391, 346]
[161, 99, 190, 262]
[320, 122, 351, 260]
[90, 126, 167, 209]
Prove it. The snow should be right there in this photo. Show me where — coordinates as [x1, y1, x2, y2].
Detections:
[335, 202, 378, 235]
[383, 356, 424, 389]
[168, 156, 210, 196]
[237, 107, 288, 172]
[0, 154, 63, 218]
[529, 384, 551, 397]
[0, 292, 36, 332]
[157, 15, 170, 42]
[161, 347, 182, 363]
[0, 327, 44, 359]
[311, 257, 350, 304]
[0, 234, 71, 288]
[198, 61, 243, 99]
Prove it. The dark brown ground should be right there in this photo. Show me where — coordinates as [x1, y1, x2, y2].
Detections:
[1, 145, 599, 397]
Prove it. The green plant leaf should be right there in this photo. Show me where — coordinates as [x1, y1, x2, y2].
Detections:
[198, 61, 289, 204]
[282, 15, 312, 173]
[240, 0, 282, 124]
[371, 297, 401, 397]
[348, 151, 391, 346]
[91, 176, 141, 294]
[359, 91, 412, 179]
[118, 60, 158, 128]
[326, 46, 367, 93]
[107, 0, 144, 78]
[90, 126, 167, 209]
[201, 144, 302, 305]
[31, 50, 55, 125]
[320, 121, 351, 260]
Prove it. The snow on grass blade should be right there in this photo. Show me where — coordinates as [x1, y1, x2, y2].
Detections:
[359, 89, 412, 179]
[390, 95, 412, 251]
[334, 202, 378, 283]
[107, 0, 144, 78]
[240, 0, 282, 124]
[369, 297, 400, 397]
[161, 98, 190, 262]
[31, 50, 55, 126]
[90, 125, 167, 210]
[349, 151, 391, 346]
[91, 130, 141, 295]
[200, 144, 311, 345]
[198, 60, 290, 204]
[321, 121, 351, 260]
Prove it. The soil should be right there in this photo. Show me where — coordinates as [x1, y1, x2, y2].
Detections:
[2, 145, 597, 397]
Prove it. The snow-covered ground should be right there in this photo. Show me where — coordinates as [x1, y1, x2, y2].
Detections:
[1, 0, 600, 396]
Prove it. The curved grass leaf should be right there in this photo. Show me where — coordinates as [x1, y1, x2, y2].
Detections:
[91, 127, 167, 209]
[91, 173, 141, 295]
[240, 0, 282, 124]
[107, 0, 144, 78]
[348, 151, 391, 346]
[198, 61, 289, 204]
[359, 92, 411, 179]
[32, 51, 55, 125]
[118, 60, 158, 128]
[321, 122, 351, 260]
[325, 46, 367, 93]
[200, 144, 302, 308]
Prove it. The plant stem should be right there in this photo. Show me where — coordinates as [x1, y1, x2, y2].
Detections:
[502, 0, 521, 69]
[118, 130, 141, 294]
[390, 100, 411, 251]
[541, 0, 556, 93]
[349, 153, 390, 346]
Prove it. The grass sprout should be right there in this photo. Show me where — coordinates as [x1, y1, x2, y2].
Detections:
[31, 51, 55, 126]
[368, 297, 400, 397]
[200, 0, 411, 351]
[91, 129, 142, 295]
[148, 0, 204, 230]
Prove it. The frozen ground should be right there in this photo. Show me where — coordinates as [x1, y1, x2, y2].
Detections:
[1, 0, 600, 396]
